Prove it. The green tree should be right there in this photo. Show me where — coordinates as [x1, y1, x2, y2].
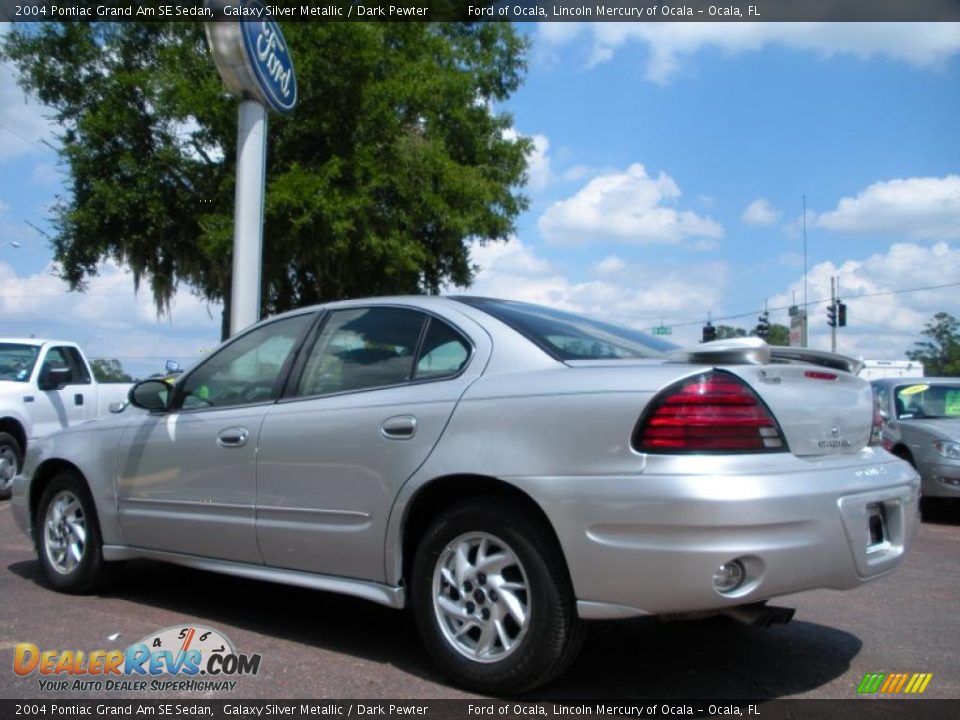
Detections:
[907, 312, 960, 376]
[714, 323, 789, 346]
[763, 323, 790, 347]
[89, 357, 133, 383]
[715, 325, 747, 339]
[3, 22, 529, 338]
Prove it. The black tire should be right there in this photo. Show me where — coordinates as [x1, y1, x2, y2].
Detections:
[410, 497, 584, 695]
[0, 431, 23, 500]
[35, 471, 106, 593]
[895, 450, 937, 522]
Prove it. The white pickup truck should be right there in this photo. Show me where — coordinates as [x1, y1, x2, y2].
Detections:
[0, 338, 132, 498]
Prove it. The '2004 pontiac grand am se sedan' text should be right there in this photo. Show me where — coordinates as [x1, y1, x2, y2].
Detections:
[12, 296, 919, 693]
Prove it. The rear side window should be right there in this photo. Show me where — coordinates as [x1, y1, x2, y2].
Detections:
[296, 308, 427, 396]
[455, 297, 676, 360]
[415, 319, 470, 380]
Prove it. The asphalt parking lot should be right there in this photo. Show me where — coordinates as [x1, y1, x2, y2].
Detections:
[1, 500, 957, 701]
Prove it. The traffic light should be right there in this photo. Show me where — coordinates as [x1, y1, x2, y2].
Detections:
[702, 322, 717, 343]
[756, 311, 770, 339]
[827, 303, 837, 328]
[837, 302, 847, 327]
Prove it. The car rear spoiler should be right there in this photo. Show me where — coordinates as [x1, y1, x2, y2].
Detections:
[668, 337, 863, 374]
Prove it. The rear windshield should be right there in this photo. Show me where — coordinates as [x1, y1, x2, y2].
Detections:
[455, 297, 677, 361]
[0, 343, 40, 382]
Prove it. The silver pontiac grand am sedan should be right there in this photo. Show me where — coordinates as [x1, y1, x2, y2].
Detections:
[12, 296, 919, 693]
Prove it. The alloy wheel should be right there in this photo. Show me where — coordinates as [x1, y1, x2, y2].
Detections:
[43, 490, 87, 575]
[431, 531, 531, 663]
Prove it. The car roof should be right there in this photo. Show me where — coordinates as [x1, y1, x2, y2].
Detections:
[0, 338, 76, 347]
[872, 377, 958, 386]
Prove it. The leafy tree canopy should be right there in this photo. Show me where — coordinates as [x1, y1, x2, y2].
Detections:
[714, 323, 790, 346]
[762, 323, 790, 347]
[907, 312, 960, 376]
[715, 325, 747, 340]
[89, 357, 133, 383]
[2, 22, 530, 337]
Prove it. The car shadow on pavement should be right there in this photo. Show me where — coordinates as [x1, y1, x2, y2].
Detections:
[535, 615, 861, 699]
[8, 557, 861, 699]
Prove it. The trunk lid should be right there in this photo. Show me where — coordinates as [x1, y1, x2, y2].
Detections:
[668, 338, 873, 456]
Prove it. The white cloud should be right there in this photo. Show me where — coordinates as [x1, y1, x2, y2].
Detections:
[0, 260, 222, 377]
[768, 241, 960, 360]
[526, 134, 552, 191]
[538, 163, 724, 246]
[536, 22, 960, 84]
[592, 255, 627, 276]
[503, 128, 553, 192]
[466, 237, 728, 346]
[742, 198, 780, 226]
[813, 176, 960, 240]
[470, 236, 554, 276]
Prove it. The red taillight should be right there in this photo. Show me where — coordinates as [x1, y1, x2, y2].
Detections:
[634, 371, 787, 453]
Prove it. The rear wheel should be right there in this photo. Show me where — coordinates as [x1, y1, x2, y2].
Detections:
[0, 431, 23, 500]
[411, 498, 584, 694]
[35, 471, 106, 593]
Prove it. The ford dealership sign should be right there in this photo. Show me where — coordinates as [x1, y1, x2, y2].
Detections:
[240, 17, 297, 114]
[205, 0, 297, 115]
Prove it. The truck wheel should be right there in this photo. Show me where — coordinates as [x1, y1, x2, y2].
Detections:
[410, 498, 584, 694]
[35, 471, 106, 593]
[0, 431, 23, 500]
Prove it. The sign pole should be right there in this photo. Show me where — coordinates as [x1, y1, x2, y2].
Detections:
[205, 1, 297, 337]
[230, 99, 268, 335]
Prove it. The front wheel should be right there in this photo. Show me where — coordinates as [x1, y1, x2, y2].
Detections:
[0, 431, 23, 500]
[35, 472, 106, 593]
[411, 498, 584, 694]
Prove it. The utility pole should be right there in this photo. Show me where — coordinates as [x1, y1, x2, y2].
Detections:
[830, 276, 837, 352]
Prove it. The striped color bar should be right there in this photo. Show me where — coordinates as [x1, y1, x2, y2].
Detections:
[904, 673, 934, 694]
[856, 672, 933, 694]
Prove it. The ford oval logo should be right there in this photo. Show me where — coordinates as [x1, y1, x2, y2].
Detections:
[240, 9, 297, 114]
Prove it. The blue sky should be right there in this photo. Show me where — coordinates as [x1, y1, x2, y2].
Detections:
[2, 21, 960, 377]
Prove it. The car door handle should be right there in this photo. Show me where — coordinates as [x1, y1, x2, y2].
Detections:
[380, 415, 417, 440]
[74, 394, 84, 406]
[217, 427, 250, 448]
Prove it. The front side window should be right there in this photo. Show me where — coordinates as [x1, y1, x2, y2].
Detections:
[41, 347, 90, 385]
[296, 307, 428, 396]
[0, 343, 40, 383]
[178, 313, 313, 410]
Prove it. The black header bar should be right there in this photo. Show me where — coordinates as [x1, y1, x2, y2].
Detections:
[2, 0, 960, 23]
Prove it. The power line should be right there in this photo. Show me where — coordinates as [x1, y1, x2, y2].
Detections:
[0, 121, 56, 156]
[640, 280, 960, 332]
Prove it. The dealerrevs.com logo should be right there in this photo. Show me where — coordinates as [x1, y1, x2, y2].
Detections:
[856, 672, 933, 695]
[13, 625, 261, 692]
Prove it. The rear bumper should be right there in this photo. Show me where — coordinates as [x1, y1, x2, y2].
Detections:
[511, 450, 920, 618]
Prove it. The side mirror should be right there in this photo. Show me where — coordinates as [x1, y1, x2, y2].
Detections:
[128, 379, 171, 412]
[38, 365, 72, 391]
[879, 409, 890, 423]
